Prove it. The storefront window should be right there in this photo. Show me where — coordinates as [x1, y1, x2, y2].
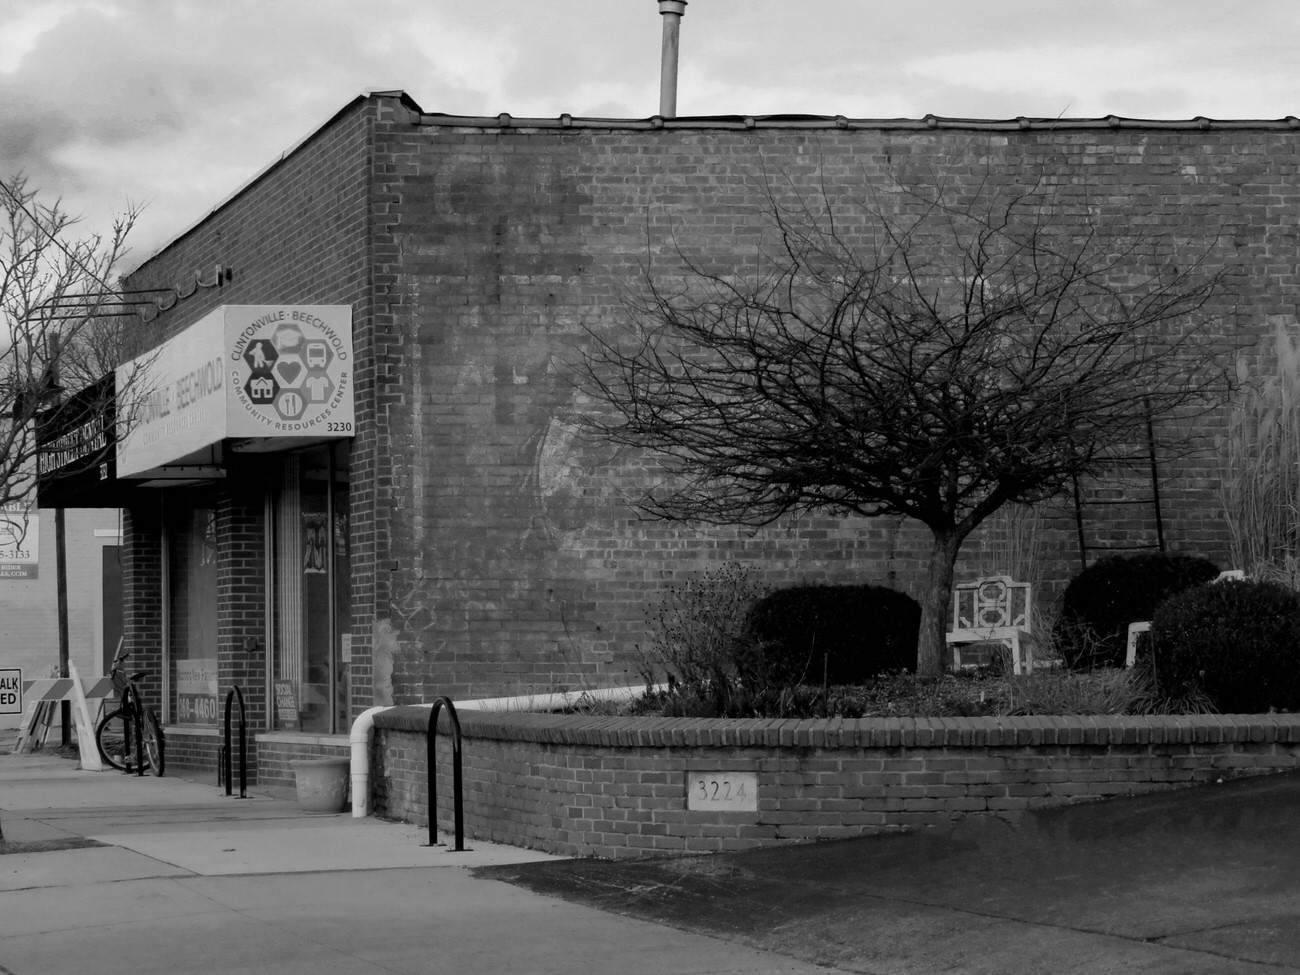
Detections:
[166, 502, 219, 725]
[271, 444, 350, 734]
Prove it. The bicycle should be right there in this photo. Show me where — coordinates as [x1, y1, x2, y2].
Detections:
[95, 642, 165, 776]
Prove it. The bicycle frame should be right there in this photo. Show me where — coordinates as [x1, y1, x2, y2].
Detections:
[122, 685, 146, 777]
[105, 642, 150, 776]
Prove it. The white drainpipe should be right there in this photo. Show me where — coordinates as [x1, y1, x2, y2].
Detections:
[349, 706, 389, 818]
[349, 684, 661, 817]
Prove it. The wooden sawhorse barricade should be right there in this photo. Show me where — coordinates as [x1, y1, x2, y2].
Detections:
[11, 666, 117, 769]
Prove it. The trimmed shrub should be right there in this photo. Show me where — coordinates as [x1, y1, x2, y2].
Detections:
[1145, 579, 1300, 714]
[737, 583, 920, 688]
[1054, 553, 1220, 669]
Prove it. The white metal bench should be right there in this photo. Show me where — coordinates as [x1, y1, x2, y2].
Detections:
[1125, 569, 1246, 667]
[946, 575, 1034, 675]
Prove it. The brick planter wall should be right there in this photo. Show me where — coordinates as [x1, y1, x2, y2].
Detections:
[369, 706, 1300, 859]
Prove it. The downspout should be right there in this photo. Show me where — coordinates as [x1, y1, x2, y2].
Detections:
[349, 705, 388, 817]
[350, 684, 662, 817]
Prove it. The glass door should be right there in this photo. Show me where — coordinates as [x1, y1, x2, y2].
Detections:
[165, 502, 219, 726]
[270, 444, 350, 733]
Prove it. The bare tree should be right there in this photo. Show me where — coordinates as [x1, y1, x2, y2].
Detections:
[0, 173, 142, 525]
[581, 175, 1232, 677]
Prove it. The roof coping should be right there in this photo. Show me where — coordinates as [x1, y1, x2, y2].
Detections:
[417, 111, 1300, 132]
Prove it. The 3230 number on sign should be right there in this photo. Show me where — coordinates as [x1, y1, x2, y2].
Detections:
[686, 771, 758, 812]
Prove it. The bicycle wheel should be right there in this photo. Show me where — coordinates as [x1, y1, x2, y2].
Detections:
[95, 708, 134, 771]
[142, 709, 165, 777]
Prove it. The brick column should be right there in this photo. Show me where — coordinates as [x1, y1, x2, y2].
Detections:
[217, 464, 268, 729]
[121, 502, 164, 714]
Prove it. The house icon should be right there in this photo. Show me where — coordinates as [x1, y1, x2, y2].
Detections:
[249, 376, 276, 402]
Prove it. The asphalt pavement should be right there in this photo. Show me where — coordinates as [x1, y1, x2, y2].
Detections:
[4, 729, 1300, 974]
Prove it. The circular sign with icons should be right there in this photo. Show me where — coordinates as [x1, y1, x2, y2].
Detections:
[230, 307, 352, 435]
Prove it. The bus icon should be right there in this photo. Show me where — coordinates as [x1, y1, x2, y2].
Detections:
[305, 342, 329, 368]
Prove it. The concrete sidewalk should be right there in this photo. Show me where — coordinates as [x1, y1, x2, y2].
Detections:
[0, 742, 838, 975]
[8, 733, 1300, 974]
[0, 746, 545, 875]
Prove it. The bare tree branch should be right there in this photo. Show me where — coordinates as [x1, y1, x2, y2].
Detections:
[0, 173, 144, 519]
[580, 172, 1235, 676]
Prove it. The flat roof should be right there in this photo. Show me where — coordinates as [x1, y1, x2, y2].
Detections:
[129, 89, 1300, 274]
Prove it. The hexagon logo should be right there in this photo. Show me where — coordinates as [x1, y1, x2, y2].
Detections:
[228, 306, 353, 436]
[273, 323, 305, 355]
[244, 339, 278, 374]
[274, 389, 308, 422]
[244, 375, 279, 404]
[304, 340, 332, 370]
[274, 354, 305, 389]
[302, 373, 335, 404]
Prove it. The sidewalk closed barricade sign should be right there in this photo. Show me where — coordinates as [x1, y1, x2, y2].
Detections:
[0, 669, 20, 713]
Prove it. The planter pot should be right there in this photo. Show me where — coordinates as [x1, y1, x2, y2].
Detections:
[291, 758, 351, 813]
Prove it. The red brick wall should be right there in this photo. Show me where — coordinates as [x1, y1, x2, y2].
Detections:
[370, 707, 1300, 859]
[248, 737, 350, 794]
[164, 727, 346, 794]
[375, 116, 1284, 700]
[162, 727, 252, 787]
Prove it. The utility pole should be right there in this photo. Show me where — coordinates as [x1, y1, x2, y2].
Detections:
[56, 505, 70, 747]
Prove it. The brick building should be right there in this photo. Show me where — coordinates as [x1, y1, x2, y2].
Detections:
[43, 90, 1294, 775]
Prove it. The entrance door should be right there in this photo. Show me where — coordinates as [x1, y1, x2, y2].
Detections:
[271, 444, 351, 734]
[166, 504, 220, 726]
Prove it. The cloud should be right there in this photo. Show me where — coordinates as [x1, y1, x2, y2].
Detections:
[908, 38, 1300, 119]
[0, 3, 73, 73]
[0, 0, 1294, 265]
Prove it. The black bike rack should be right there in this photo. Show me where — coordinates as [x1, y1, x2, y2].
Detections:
[424, 696, 465, 851]
[221, 686, 248, 798]
[131, 693, 145, 777]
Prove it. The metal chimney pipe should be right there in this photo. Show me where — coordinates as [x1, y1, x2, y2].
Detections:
[658, 1, 687, 118]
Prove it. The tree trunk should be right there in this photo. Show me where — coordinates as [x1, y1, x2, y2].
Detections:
[915, 528, 963, 678]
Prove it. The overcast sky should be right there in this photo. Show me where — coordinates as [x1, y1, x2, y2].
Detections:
[2, 0, 1297, 268]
